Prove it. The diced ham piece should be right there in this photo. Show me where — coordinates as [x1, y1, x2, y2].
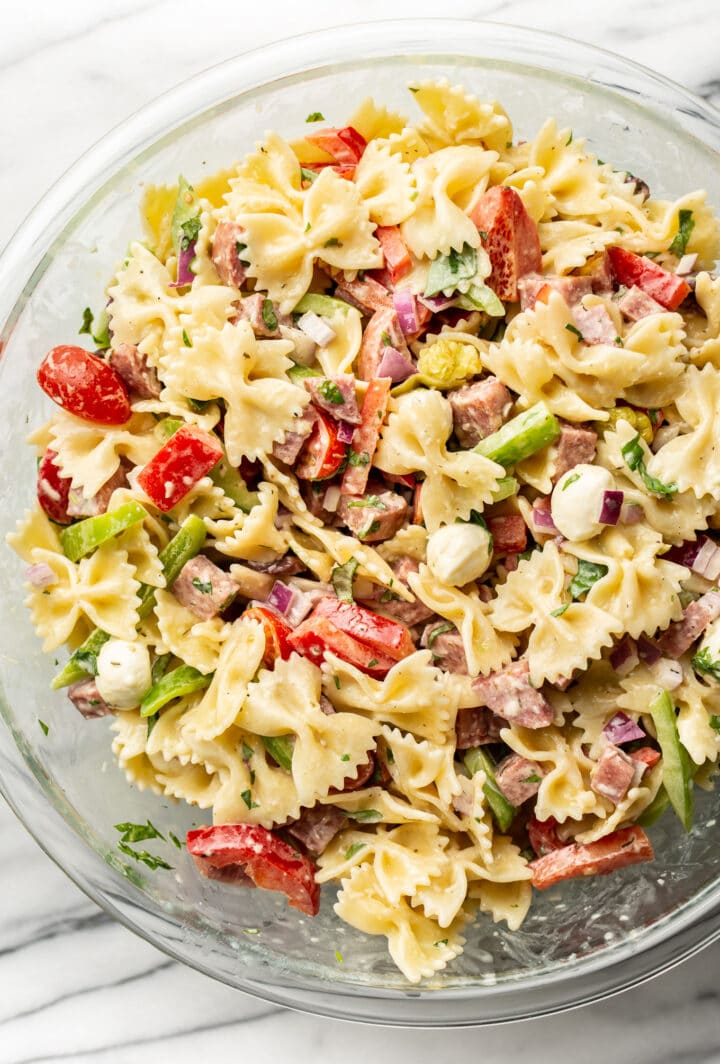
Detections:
[488, 514, 527, 556]
[66, 462, 128, 519]
[360, 557, 435, 627]
[331, 754, 376, 794]
[656, 591, 720, 658]
[421, 624, 468, 674]
[211, 220, 247, 289]
[244, 554, 305, 576]
[552, 421, 598, 483]
[617, 285, 665, 322]
[333, 272, 393, 314]
[286, 804, 348, 855]
[529, 826, 654, 890]
[518, 273, 592, 311]
[358, 306, 409, 381]
[584, 252, 614, 295]
[454, 706, 503, 750]
[470, 186, 542, 302]
[272, 407, 318, 464]
[591, 745, 637, 804]
[303, 374, 361, 424]
[171, 555, 239, 620]
[472, 658, 555, 729]
[495, 754, 544, 806]
[337, 490, 407, 542]
[108, 343, 162, 400]
[67, 678, 113, 718]
[234, 294, 290, 338]
[448, 377, 512, 447]
[572, 303, 618, 346]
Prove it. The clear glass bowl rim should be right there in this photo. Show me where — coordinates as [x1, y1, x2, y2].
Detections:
[1, 17, 720, 1027]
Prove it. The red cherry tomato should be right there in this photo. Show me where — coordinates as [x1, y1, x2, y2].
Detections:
[37, 345, 132, 425]
[606, 246, 690, 310]
[243, 606, 294, 667]
[470, 186, 542, 302]
[295, 408, 347, 481]
[136, 424, 224, 512]
[287, 615, 396, 677]
[527, 815, 564, 858]
[36, 448, 73, 525]
[311, 595, 414, 661]
[186, 824, 320, 916]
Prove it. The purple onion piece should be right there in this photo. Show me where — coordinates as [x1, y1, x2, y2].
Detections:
[664, 538, 702, 568]
[25, 562, 57, 589]
[284, 589, 313, 628]
[376, 346, 416, 383]
[599, 489, 623, 525]
[170, 241, 197, 287]
[418, 294, 456, 313]
[267, 580, 294, 615]
[532, 504, 558, 532]
[337, 420, 356, 444]
[691, 537, 720, 580]
[393, 290, 420, 335]
[636, 635, 662, 665]
[621, 502, 645, 525]
[610, 634, 639, 676]
[603, 711, 646, 745]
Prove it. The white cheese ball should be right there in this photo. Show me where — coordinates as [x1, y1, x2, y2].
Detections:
[426, 522, 493, 587]
[697, 617, 720, 672]
[96, 639, 152, 709]
[551, 463, 616, 542]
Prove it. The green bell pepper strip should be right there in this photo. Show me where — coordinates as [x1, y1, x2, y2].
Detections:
[490, 476, 519, 503]
[209, 454, 260, 514]
[648, 689, 694, 831]
[473, 402, 561, 467]
[151, 653, 173, 685]
[60, 501, 147, 563]
[287, 363, 322, 384]
[464, 747, 516, 832]
[170, 175, 200, 256]
[293, 292, 351, 317]
[156, 417, 184, 441]
[140, 664, 211, 718]
[262, 735, 294, 772]
[51, 516, 207, 689]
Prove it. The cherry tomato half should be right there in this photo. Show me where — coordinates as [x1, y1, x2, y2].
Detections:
[37, 345, 132, 425]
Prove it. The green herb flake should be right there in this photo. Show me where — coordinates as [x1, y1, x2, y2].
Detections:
[300, 167, 318, 184]
[367, 657, 378, 667]
[79, 307, 94, 335]
[335, 949, 344, 964]
[182, 329, 192, 347]
[304, 222, 312, 233]
[522, 773, 542, 784]
[347, 809, 383, 823]
[324, 237, 342, 248]
[305, 112, 325, 122]
[242, 927, 261, 935]
[331, 556, 359, 604]
[38, 719, 49, 736]
[317, 379, 345, 405]
[240, 789, 260, 810]
[333, 675, 341, 690]
[347, 494, 386, 509]
[434, 939, 449, 948]
[621, 433, 678, 497]
[345, 842, 366, 860]
[261, 299, 278, 332]
[566, 131, 573, 145]
[427, 622, 454, 647]
[146, 713, 159, 738]
[118, 842, 173, 871]
[669, 209, 695, 257]
[562, 472, 581, 491]
[242, 742, 254, 761]
[347, 449, 370, 468]
[565, 323, 584, 341]
[340, 753, 351, 762]
[551, 603, 570, 617]
[359, 520, 381, 540]
[192, 577, 213, 594]
[380, 331, 392, 346]
[692, 648, 720, 683]
[115, 820, 165, 844]
[568, 559, 609, 601]
[168, 832, 183, 849]
[709, 714, 720, 732]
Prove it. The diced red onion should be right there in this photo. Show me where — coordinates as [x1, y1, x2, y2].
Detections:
[599, 489, 624, 526]
[691, 537, 720, 581]
[285, 589, 313, 627]
[621, 502, 645, 525]
[676, 253, 698, 276]
[610, 635, 639, 676]
[267, 580, 294, 615]
[297, 311, 336, 347]
[169, 242, 196, 287]
[393, 290, 420, 335]
[337, 420, 356, 444]
[603, 711, 646, 744]
[323, 484, 341, 512]
[665, 539, 702, 568]
[649, 657, 684, 690]
[25, 562, 57, 589]
[418, 294, 456, 313]
[532, 504, 558, 532]
[376, 346, 416, 383]
[636, 635, 662, 665]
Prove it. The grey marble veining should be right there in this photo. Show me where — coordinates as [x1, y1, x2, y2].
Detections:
[2, 2, 720, 1060]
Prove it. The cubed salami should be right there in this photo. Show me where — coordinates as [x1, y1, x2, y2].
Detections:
[572, 303, 618, 346]
[454, 706, 503, 749]
[448, 377, 512, 447]
[211, 220, 247, 289]
[495, 754, 544, 805]
[108, 343, 162, 399]
[286, 805, 348, 855]
[421, 623, 469, 674]
[234, 293, 289, 338]
[66, 462, 128, 519]
[591, 745, 636, 804]
[472, 659, 555, 729]
[488, 514, 527, 556]
[67, 678, 113, 718]
[656, 590, 720, 658]
[337, 490, 407, 542]
[552, 422, 598, 482]
[334, 273, 393, 314]
[518, 273, 592, 311]
[617, 285, 665, 322]
[172, 555, 239, 620]
[360, 557, 435, 627]
[272, 407, 318, 464]
[304, 374, 361, 424]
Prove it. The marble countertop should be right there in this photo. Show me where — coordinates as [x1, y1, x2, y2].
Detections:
[2, 1, 720, 1060]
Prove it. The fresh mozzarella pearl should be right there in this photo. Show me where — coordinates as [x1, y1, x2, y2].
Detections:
[96, 639, 152, 709]
[697, 617, 720, 672]
[551, 464, 616, 542]
[426, 522, 493, 586]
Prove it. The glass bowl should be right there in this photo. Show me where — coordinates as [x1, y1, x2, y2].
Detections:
[1, 19, 720, 1026]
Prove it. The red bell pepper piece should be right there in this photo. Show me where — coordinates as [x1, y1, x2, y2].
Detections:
[243, 605, 294, 667]
[311, 595, 414, 661]
[287, 615, 396, 677]
[295, 407, 347, 481]
[36, 448, 73, 525]
[37, 345, 132, 426]
[340, 378, 391, 496]
[137, 424, 223, 511]
[375, 226, 413, 285]
[470, 186, 542, 302]
[186, 823, 320, 916]
[630, 746, 662, 772]
[306, 125, 367, 165]
[606, 246, 690, 310]
[529, 826, 654, 890]
[527, 815, 563, 857]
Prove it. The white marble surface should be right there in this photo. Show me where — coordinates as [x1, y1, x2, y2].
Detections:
[2, 1, 720, 1060]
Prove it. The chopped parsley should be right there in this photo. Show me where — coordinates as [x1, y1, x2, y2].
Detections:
[115, 820, 165, 844]
[182, 329, 192, 347]
[179, 216, 201, 252]
[117, 842, 173, 871]
[241, 789, 260, 810]
[300, 166, 318, 184]
[367, 657, 378, 667]
[347, 494, 386, 509]
[669, 209, 695, 257]
[345, 842, 366, 860]
[324, 237, 342, 248]
[565, 323, 584, 341]
[347, 449, 370, 467]
[691, 647, 720, 683]
[317, 379, 345, 405]
[562, 472, 581, 490]
[335, 949, 344, 964]
[346, 809, 383, 823]
[340, 753, 351, 762]
[621, 433, 678, 497]
[710, 714, 720, 732]
[242, 742, 254, 761]
[261, 299, 278, 332]
[522, 773, 542, 784]
[551, 604, 570, 617]
[427, 622, 454, 647]
[192, 577, 213, 594]
[168, 832, 183, 850]
[305, 111, 325, 122]
[566, 131, 573, 145]
[304, 221, 312, 233]
[568, 559, 609, 600]
[333, 675, 341, 690]
[359, 520, 381, 540]
[331, 556, 359, 604]
[38, 719, 49, 736]
[434, 939, 449, 948]
[380, 331, 392, 346]
[236, 241, 250, 263]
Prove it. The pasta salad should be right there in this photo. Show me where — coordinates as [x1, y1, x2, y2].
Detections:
[9, 79, 720, 983]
